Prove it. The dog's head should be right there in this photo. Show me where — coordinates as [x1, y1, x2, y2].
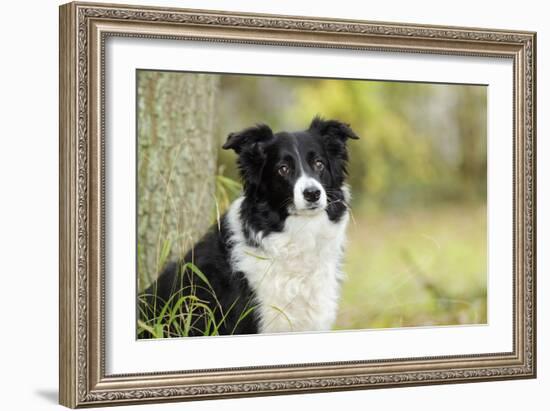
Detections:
[223, 116, 359, 219]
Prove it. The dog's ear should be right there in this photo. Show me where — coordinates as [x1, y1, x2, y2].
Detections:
[309, 116, 359, 143]
[310, 117, 359, 182]
[223, 124, 274, 196]
[222, 124, 274, 154]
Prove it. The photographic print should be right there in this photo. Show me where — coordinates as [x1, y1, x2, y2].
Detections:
[136, 71, 487, 338]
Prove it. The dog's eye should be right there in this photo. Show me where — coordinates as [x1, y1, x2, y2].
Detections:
[278, 165, 290, 177]
[313, 159, 325, 171]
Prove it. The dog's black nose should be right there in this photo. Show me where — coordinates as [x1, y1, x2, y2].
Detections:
[303, 187, 321, 203]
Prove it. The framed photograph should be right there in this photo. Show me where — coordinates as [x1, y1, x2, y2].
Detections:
[59, 1, 537, 407]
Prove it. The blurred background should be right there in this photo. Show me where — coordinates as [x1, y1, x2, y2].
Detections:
[137, 70, 487, 330]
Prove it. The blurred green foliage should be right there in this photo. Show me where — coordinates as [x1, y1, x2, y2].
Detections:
[216, 76, 487, 213]
[339, 204, 486, 329]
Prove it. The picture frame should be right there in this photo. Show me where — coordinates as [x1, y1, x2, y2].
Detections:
[59, 1, 537, 408]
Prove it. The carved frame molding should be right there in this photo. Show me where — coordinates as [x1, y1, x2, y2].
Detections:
[59, 2, 536, 407]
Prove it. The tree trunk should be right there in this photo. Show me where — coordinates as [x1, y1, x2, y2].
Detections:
[137, 71, 220, 290]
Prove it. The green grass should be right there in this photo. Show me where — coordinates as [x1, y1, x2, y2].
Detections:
[138, 262, 259, 338]
[335, 203, 487, 330]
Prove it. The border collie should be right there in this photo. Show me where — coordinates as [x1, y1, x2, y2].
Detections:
[140, 117, 358, 336]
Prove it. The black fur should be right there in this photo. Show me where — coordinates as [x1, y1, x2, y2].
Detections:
[139, 117, 358, 337]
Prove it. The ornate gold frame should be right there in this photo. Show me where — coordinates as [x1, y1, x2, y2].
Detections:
[59, 1, 536, 408]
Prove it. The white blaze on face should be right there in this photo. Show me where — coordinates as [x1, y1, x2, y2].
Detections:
[291, 144, 327, 213]
[293, 175, 327, 212]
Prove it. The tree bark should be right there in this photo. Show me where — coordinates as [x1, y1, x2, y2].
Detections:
[137, 71, 219, 290]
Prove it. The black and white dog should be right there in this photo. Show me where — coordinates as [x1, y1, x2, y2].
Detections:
[140, 117, 358, 336]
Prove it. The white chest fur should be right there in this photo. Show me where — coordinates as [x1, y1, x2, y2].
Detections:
[226, 197, 349, 333]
